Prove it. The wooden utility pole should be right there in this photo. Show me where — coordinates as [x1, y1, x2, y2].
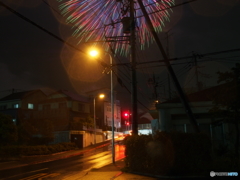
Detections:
[129, 0, 138, 135]
[193, 52, 200, 91]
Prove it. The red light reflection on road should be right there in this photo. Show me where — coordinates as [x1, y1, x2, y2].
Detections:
[115, 144, 125, 160]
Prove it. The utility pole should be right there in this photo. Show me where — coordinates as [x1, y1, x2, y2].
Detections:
[137, 0, 200, 133]
[167, 74, 171, 100]
[193, 52, 200, 92]
[166, 31, 173, 100]
[129, 0, 138, 135]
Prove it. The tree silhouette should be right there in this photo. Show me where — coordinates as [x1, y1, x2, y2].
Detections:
[210, 63, 240, 159]
[0, 113, 18, 145]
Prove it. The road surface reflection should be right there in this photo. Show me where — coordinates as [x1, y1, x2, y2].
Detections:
[115, 144, 125, 161]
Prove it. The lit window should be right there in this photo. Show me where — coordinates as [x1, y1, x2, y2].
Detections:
[13, 103, 19, 108]
[28, 103, 34, 109]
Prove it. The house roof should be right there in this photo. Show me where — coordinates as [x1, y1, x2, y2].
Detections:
[138, 112, 153, 124]
[0, 88, 91, 104]
[0, 90, 39, 101]
[161, 83, 231, 104]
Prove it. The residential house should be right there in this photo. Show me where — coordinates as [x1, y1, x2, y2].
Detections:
[0, 89, 98, 147]
[0, 90, 48, 126]
[32, 89, 93, 146]
[155, 83, 239, 148]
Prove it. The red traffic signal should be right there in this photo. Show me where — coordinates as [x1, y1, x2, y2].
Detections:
[126, 122, 129, 126]
[124, 112, 129, 117]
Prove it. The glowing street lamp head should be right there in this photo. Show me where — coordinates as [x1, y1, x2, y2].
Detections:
[99, 94, 105, 99]
[89, 50, 99, 57]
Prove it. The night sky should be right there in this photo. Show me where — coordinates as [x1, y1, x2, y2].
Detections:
[0, 0, 240, 111]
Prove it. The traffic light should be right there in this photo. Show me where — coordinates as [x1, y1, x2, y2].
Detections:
[126, 121, 129, 126]
[124, 112, 129, 117]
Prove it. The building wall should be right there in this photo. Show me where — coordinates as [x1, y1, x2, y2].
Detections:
[21, 91, 47, 110]
[36, 97, 90, 131]
[0, 90, 48, 125]
[72, 101, 90, 113]
[157, 102, 213, 132]
[103, 101, 121, 130]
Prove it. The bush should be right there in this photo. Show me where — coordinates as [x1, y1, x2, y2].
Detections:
[207, 156, 240, 172]
[0, 113, 18, 145]
[167, 132, 212, 175]
[0, 146, 21, 158]
[123, 132, 212, 176]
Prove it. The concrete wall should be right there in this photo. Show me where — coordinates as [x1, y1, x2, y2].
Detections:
[53, 130, 107, 147]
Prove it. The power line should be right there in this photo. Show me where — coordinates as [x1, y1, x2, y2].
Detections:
[0, 1, 151, 111]
[135, 0, 198, 18]
[41, 0, 61, 16]
[112, 48, 240, 67]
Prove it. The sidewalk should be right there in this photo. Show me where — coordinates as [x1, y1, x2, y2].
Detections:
[0, 141, 157, 180]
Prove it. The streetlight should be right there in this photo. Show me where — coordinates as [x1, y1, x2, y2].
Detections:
[89, 49, 115, 163]
[93, 93, 105, 144]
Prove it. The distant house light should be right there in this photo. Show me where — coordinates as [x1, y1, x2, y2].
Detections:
[12, 118, 16, 125]
[28, 103, 34, 109]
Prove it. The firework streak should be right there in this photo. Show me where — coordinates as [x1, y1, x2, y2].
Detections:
[57, 0, 174, 55]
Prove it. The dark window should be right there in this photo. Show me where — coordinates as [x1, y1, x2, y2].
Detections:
[43, 104, 51, 110]
[0, 105, 7, 110]
[78, 104, 84, 112]
[59, 102, 67, 109]
[199, 123, 210, 135]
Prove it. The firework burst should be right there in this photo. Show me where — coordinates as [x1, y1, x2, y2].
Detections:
[57, 0, 174, 55]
